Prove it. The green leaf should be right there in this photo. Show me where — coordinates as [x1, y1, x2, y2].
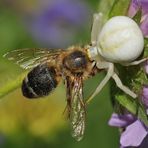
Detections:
[98, 0, 115, 21]
[115, 95, 148, 126]
[97, 0, 131, 24]
[0, 71, 28, 98]
[133, 9, 142, 24]
[109, 0, 131, 18]
[144, 38, 148, 57]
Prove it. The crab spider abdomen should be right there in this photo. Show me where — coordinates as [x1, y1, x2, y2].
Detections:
[98, 16, 144, 63]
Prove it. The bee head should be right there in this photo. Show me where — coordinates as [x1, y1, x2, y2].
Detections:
[63, 50, 88, 74]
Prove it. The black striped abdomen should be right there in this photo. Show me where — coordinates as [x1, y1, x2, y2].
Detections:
[22, 64, 58, 98]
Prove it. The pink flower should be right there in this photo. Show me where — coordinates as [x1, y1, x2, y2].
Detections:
[141, 85, 148, 115]
[24, 0, 90, 48]
[109, 113, 148, 147]
[128, 0, 148, 37]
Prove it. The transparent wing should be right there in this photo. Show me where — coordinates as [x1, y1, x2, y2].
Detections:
[3, 48, 65, 69]
[65, 76, 86, 141]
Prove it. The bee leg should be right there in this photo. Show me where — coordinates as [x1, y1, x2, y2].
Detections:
[86, 62, 114, 104]
[91, 13, 103, 46]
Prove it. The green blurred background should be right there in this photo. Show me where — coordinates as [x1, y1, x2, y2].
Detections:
[0, 0, 119, 147]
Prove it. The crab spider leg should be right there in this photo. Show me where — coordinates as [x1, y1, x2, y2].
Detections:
[122, 58, 148, 66]
[86, 62, 137, 104]
[86, 62, 114, 104]
[112, 73, 137, 98]
[91, 13, 103, 46]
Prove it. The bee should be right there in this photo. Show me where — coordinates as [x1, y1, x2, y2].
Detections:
[3, 13, 147, 141]
[4, 46, 98, 141]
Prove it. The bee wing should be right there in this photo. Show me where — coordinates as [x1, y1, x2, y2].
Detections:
[3, 48, 65, 69]
[65, 76, 86, 141]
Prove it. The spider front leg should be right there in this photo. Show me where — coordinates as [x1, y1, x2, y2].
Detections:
[86, 61, 137, 104]
[86, 61, 114, 104]
[91, 13, 103, 46]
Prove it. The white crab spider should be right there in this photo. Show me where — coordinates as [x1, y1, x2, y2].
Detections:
[87, 13, 146, 103]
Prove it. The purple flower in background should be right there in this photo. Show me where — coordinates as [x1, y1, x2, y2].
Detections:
[141, 14, 148, 37]
[144, 60, 148, 74]
[128, 0, 148, 37]
[141, 85, 148, 113]
[24, 0, 90, 48]
[109, 113, 148, 147]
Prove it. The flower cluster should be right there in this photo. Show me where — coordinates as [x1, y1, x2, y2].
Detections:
[109, 113, 148, 147]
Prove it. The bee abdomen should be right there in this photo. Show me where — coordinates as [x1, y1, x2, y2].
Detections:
[22, 64, 58, 98]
